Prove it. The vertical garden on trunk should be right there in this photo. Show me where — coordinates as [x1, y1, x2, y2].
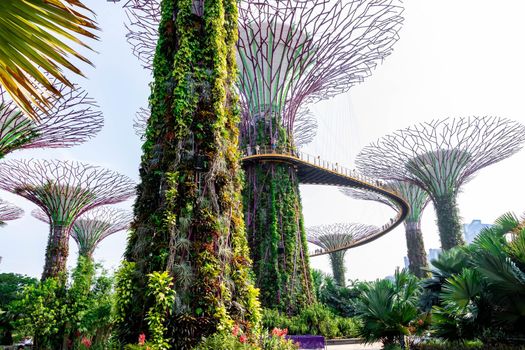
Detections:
[119, 0, 260, 347]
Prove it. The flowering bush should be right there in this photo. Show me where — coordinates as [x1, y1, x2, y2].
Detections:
[194, 325, 298, 350]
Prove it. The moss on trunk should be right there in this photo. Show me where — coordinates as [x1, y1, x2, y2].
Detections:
[243, 159, 314, 314]
[404, 221, 428, 278]
[118, 0, 260, 346]
[434, 193, 465, 250]
[328, 250, 346, 287]
[41, 224, 69, 281]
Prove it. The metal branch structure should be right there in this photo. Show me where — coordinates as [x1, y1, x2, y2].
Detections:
[0, 159, 136, 280]
[356, 116, 525, 250]
[123, 0, 159, 70]
[237, 0, 403, 147]
[0, 81, 103, 158]
[0, 199, 24, 225]
[307, 223, 379, 286]
[341, 180, 431, 277]
[133, 105, 317, 147]
[33, 207, 132, 259]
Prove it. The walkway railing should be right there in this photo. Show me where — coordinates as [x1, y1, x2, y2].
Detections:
[241, 146, 409, 257]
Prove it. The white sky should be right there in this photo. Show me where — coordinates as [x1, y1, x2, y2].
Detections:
[1, 0, 524, 282]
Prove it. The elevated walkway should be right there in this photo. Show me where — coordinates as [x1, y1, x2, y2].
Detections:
[241, 147, 409, 257]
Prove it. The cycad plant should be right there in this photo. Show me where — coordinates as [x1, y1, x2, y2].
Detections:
[353, 269, 425, 349]
[429, 212, 525, 342]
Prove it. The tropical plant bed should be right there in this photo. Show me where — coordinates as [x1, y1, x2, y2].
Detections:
[412, 343, 525, 350]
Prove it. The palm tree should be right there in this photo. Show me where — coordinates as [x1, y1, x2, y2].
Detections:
[0, 0, 98, 120]
[353, 269, 423, 349]
[429, 212, 525, 341]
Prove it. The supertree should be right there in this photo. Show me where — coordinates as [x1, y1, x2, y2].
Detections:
[0, 199, 24, 225]
[237, 0, 403, 312]
[32, 206, 132, 260]
[356, 116, 525, 250]
[0, 81, 103, 158]
[122, 0, 404, 313]
[117, 0, 261, 346]
[0, 159, 136, 280]
[341, 180, 431, 277]
[307, 223, 379, 286]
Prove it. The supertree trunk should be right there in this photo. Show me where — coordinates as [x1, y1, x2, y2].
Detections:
[328, 250, 346, 287]
[434, 193, 464, 250]
[120, 0, 259, 346]
[243, 160, 313, 313]
[404, 221, 428, 278]
[42, 224, 69, 280]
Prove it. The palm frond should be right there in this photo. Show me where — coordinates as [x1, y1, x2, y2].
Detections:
[0, 0, 98, 120]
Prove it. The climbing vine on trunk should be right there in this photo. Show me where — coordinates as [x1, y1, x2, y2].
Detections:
[118, 0, 260, 347]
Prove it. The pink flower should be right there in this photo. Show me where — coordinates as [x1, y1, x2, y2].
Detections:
[80, 337, 92, 348]
[232, 324, 240, 337]
[138, 333, 146, 346]
[239, 334, 247, 343]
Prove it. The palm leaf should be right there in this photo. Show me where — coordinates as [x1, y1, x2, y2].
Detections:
[441, 269, 482, 308]
[0, 0, 98, 120]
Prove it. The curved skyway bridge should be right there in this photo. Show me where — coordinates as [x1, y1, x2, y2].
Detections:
[241, 146, 409, 257]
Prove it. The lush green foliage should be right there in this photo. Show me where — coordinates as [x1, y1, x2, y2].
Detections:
[145, 271, 175, 349]
[194, 327, 298, 350]
[261, 304, 359, 339]
[413, 338, 525, 350]
[0, 273, 37, 344]
[8, 259, 113, 349]
[312, 270, 363, 317]
[352, 269, 428, 348]
[424, 212, 525, 343]
[243, 157, 314, 313]
[119, 0, 261, 347]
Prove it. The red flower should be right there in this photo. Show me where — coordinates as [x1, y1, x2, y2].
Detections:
[138, 333, 146, 346]
[80, 337, 92, 348]
[417, 319, 424, 326]
[239, 334, 247, 343]
[232, 324, 240, 337]
[271, 327, 288, 337]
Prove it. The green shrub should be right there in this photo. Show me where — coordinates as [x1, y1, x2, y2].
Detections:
[261, 304, 359, 339]
[337, 317, 360, 338]
[352, 269, 424, 349]
[413, 338, 525, 350]
[193, 330, 299, 350]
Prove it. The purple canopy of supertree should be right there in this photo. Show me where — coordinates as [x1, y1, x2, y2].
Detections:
[356, 116, 525, 250]
[236, 0, 403, 146]
[0, 80, 103, 158]
[0, 159, 136, 279]
[307, 222, 379, 285]
[122, 0, 402, 146]
[356, 117, 525, 200]
[0, 199, 24, 224]
[308, 222, 380, 255]
[32, 206, 133, 259]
